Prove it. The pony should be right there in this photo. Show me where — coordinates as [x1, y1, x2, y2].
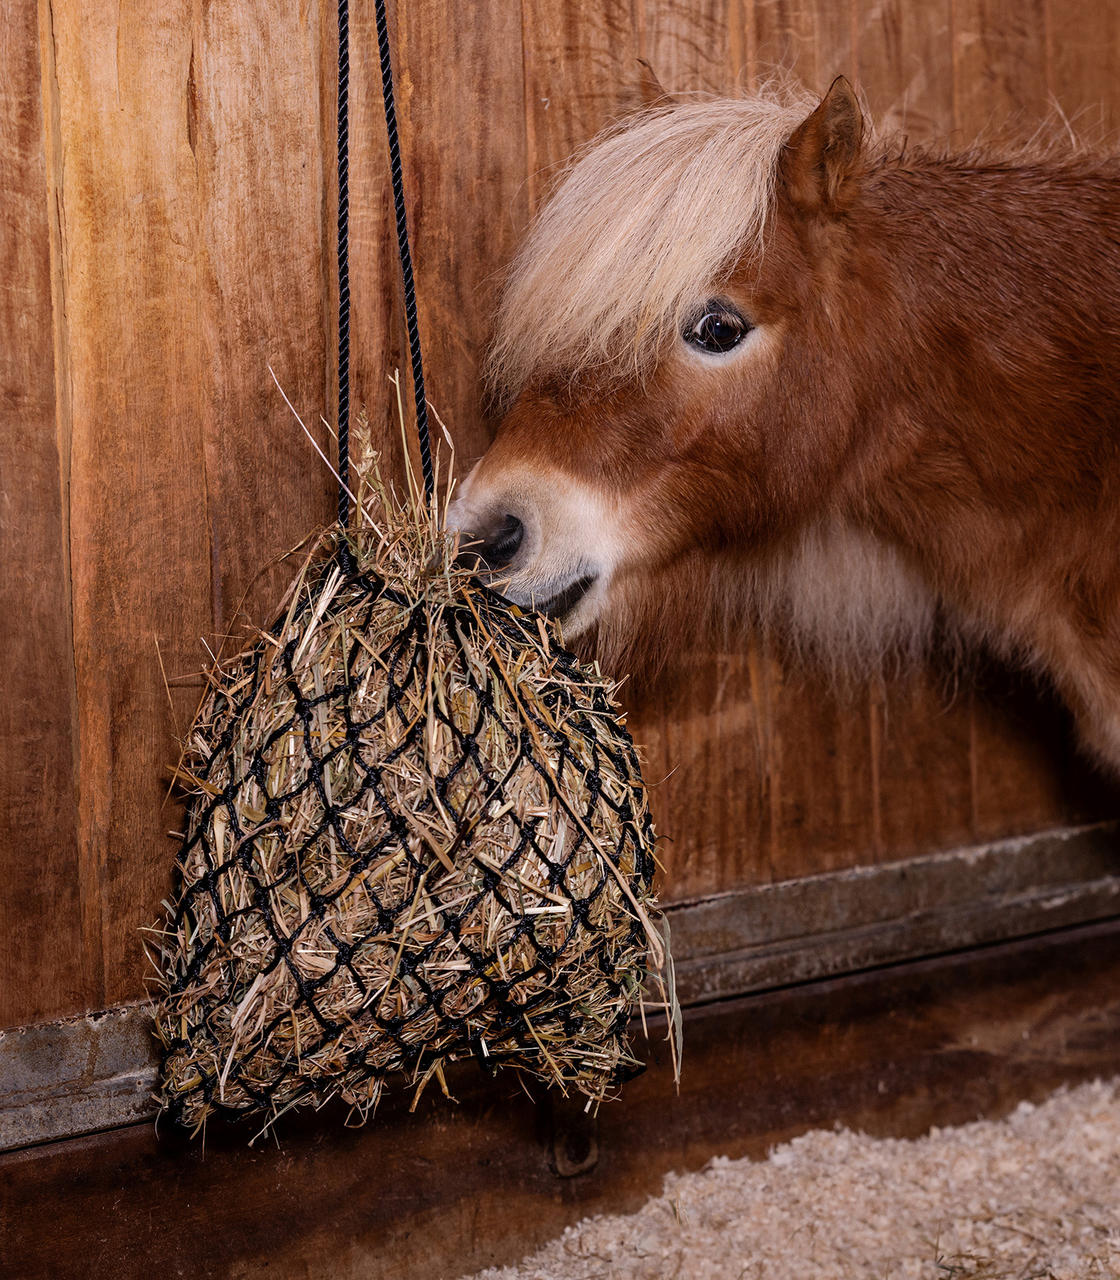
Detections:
[447, 76, 1120, 774]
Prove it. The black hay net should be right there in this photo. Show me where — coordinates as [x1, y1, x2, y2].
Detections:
[155, 552, 659, 1131]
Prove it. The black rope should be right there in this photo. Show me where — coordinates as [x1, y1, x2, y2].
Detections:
[337, 0, 434, 531]
[336, 0, 352, 531]
[373, 0, 434, 502]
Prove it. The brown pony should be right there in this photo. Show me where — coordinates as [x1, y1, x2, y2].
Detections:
[448, 78, 1120, 773]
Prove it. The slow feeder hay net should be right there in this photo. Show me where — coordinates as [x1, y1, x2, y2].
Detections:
[151, 429, 674, 1134]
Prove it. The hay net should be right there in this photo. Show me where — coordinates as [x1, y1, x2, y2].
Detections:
[151, 451, 671, 1134]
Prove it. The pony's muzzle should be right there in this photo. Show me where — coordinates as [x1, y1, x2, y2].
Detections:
[455, 512, 524, 572]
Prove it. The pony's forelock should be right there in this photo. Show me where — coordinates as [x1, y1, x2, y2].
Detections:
[485, 88, 816, 404]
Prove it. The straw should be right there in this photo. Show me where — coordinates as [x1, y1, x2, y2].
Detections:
[148, 414, 676, 1137]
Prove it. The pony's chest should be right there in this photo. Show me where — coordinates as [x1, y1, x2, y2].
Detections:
[762, 523, 937, 672]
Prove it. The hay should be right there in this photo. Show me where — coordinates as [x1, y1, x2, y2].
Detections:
[149, 425, 675, 1136]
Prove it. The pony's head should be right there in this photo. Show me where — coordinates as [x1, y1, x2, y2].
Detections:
[450, 79, 883, 666]
[450, 71, 1120, 774]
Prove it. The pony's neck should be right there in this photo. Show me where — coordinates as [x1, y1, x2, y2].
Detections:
[849, 154, 1120, 524]
[832, 154, 1120, 680]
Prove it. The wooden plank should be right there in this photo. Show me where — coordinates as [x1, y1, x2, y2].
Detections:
[4, 919, 1120, 1279]
[856, 0, 954, 139]
[0, 0, 87, 1027]
[189, 3, 336, 634]
[854, 0, 978, 861]
[871, 670, 975, 858]
[46, 2, 342, 1015]
[7, 821, 1115, 1150]
[767, 670, 880, 876]
[723, 5, 884, 888]
[392, 0, 528, 466]
[631, 653, 771, 898]
[1046, 0, 1120, 138]
[0, 1003, 154, 1150]
[637, 0, 731, 95]
[751, 0, 820, 87]
[952, 0, 1050, 137]
[672, 821, 1120, 1002]
[50, 3, 223, 1012]
[812, 0, 858, 90]
[520, 0, 639, 215]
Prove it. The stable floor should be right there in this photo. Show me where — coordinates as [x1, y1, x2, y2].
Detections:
[5, 923, 1120, 1280]
[471, 1078, 1120, 1280]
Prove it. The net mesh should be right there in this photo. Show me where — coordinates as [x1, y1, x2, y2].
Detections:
[152, 507, 665, 1134]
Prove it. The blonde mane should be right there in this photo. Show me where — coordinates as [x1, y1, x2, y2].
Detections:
[485, 89, 815, 404]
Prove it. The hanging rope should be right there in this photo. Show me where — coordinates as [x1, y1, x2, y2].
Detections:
[373, 0, 434, 501]
[336, 0, 435, 529]
[336, 0, 352, 529]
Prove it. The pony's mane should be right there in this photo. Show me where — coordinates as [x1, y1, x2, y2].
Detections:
[485, 89, 815, 405]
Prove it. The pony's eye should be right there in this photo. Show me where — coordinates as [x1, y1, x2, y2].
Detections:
[684, 304, 751, 354]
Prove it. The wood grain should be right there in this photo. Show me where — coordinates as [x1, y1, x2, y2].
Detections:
[5, 0, 1119, 1027]
[189, 2, 336, 637]
[1047, 0, 1120, 139]
[50, 1, 216, 1011]
[48, 0, 339, 1012]
[0, 0, 86, 1026]
[953, 0, 1050, 138]
[631, 654, 772, 896]
[752, 0, 821, 87]
[638, 0, 731, 95]
[520, 0, 640, 215]
[394, 0, 528, 467]
[857, 0, 954, 139]
[813, 0, 858, 91]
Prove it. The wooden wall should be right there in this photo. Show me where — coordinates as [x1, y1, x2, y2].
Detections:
[3, 0, 1118, 1031]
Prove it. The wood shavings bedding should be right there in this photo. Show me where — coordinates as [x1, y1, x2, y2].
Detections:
[468, 1078, 1120, 1279]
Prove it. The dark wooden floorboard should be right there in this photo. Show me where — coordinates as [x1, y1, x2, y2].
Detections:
[3, 921, 1120, 1280]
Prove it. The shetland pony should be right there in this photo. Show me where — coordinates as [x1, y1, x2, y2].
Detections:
[448, 78, 1120, 773]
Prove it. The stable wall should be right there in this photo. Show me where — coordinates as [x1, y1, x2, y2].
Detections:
[3, 0, 1119, 1036]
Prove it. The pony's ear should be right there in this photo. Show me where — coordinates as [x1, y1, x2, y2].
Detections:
[781, 77, 864, 213]
[636, 59, 677, 109]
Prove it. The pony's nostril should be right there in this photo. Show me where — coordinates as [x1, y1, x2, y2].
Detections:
[485, 514, 524, 568]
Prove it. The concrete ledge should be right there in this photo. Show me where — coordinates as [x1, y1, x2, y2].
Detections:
[0, 1003, 156, 1151]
